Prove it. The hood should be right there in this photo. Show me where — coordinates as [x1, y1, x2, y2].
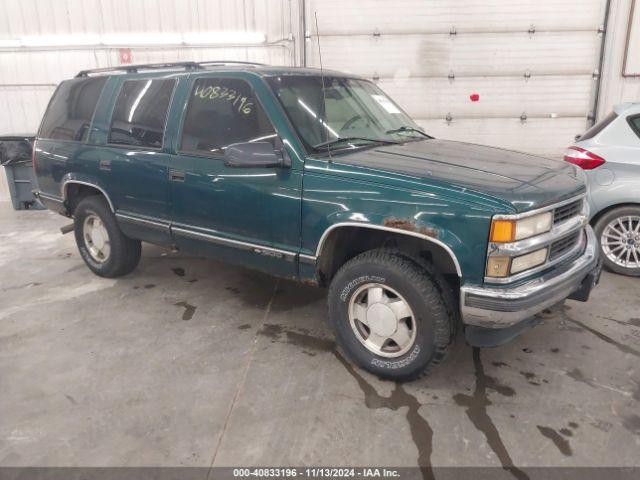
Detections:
[333, 139, 586, 212]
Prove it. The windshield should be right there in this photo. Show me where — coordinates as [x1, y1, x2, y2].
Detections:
[265, 75, 428, 154]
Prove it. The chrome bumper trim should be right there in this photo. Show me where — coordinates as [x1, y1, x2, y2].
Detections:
[461, 225, 599, 329]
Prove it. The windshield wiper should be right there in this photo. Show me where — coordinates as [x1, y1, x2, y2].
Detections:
[312, 136, 399, 150]
[386, 126, 432, 138]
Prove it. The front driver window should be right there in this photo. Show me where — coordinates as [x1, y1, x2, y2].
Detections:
[180, 77, 277, 157]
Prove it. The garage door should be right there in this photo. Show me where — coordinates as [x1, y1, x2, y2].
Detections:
[304, 0, 608, 158]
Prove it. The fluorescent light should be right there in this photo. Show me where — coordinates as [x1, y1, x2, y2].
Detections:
[101, 33, 183, 46]
[21, 34, 101, 47]
[183, 31, 265, 45]
[0, 31, 266, 50]
[0, 39, 21, 48]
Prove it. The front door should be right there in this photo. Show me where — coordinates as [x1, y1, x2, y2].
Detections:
[168, 74, 302, 277]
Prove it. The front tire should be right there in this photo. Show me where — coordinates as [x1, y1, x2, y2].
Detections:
[74, 196, 141, 278]
[593, 206, 640, 277]
[328, 250, 453, 381]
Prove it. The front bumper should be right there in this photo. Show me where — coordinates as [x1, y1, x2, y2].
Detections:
[460, 225, 601, 331]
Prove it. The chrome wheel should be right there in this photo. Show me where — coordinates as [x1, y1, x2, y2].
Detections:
[83, 214, 111, 263]
[601, 215, 640, 269]
[348, 283, 417, 358]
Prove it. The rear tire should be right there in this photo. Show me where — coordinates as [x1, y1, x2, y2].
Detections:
[73, 196, 141, 278]
[327, 249, 453, 381]
[593, 206, 640, 277]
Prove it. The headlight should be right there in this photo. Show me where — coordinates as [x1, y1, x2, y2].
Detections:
[490, 212, 552, 243]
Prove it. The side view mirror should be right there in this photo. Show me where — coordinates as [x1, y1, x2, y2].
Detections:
[223, 141, 290, 169]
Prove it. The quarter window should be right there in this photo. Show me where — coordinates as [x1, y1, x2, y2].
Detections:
[39, 77, 107, 141]
[109, 79, 176, 149]
[180, 77, 276, 156]
[628, 115, 640, 139]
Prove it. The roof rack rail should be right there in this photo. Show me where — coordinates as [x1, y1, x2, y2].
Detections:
[75, 60, 267, 77]
[198, 60, 267, 67]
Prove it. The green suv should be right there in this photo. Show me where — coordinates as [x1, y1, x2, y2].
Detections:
[33, 61, 601, 381]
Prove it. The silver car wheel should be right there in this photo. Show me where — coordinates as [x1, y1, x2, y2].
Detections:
[83, 214, 111, 263]
[601, 215, 640, 269]
[348, 283, 417, 358]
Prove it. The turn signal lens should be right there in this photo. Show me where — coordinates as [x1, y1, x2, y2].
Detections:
[490, 212, 553, 243]
[490, 220, 515, 243]
[486, 256, 511, 278]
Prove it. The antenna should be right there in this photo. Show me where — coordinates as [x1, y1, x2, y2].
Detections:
[314, 11, 333, 163]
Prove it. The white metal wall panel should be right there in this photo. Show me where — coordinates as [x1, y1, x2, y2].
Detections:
[379, 75, 594, 119]
[305, 0, 607, 159]
[416, 118, 588, 158]
[598, 0, 640, 117]
[306, 0, 605, 33]
[0, 0, 298, 201]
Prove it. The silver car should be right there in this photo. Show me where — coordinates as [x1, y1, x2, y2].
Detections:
[566, 102, 640, 276]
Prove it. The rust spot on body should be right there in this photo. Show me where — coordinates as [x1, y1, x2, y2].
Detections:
[383, 217, 438, 238]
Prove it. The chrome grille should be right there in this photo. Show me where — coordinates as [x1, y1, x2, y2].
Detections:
[554, 199, 583, 225]
[549, 231, 581, 260]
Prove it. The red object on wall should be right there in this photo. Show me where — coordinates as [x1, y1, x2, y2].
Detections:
[470, 93, 480, 102]
[119, 48, 133, 64]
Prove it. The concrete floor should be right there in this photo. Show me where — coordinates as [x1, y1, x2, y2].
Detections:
[1, 203, 639, 473]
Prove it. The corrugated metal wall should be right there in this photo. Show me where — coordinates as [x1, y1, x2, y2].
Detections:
[0, 0, 299, 201]
[0, 0, 638, 203]
[304, 0, 609, 158]
[598, 0, 640, 116]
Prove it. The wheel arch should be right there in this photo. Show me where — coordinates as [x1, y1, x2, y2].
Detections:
[313, 223, 462, 286]
[62, 180, 115, 215]
[590, 202, 640, 228]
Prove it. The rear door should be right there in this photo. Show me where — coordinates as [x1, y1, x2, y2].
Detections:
[167, 73, 303, 277]
[101, 76, 178, 245]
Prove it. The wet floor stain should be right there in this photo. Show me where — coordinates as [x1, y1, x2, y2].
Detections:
[566, 368, 597, 389]
[561, 308, 640, 359]
[1, 282, 42, 292]
[171, 267, 185, 277]
[188, 278, 198, 283]
[453, 348, 528, 480]
[537, 426, 572, 456]
[64, 394, 78, 405]
[492, 361, 509, 368]
[559, 428, 573, 437]
[519, 371, 542, 386]
[550, 348, 560, 353]
[259, 323, 435, 479]
[237, 324, 252, 330]
[133, 284, 156, 290]
[174, 301, 196, 320]
[622, 414, 640, 436]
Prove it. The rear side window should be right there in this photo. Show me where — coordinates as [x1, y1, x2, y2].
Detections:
[180, 77, 276, 156]
[628, 115, 640, 139]
[39, 77, 107, 141]
[579, 111, 618, 141]
[108, 78, 176, 149]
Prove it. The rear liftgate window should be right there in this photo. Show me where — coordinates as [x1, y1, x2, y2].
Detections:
[179, 77, 276, 157]
[39, 77, 107, 142]
[109, 78, 176, 149]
